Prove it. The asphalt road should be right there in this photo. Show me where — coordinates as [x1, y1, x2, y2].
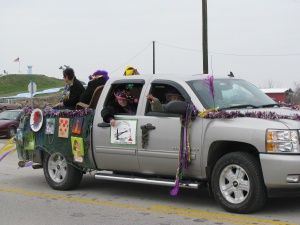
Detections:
[1, 138, 300, 225]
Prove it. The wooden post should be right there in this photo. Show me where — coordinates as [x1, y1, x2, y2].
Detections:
[202, 0, 209, 74]
[153, 41, 156, 74]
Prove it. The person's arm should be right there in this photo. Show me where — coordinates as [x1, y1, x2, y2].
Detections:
[146, 94, 164, 112]
[101, 104, 117, 126]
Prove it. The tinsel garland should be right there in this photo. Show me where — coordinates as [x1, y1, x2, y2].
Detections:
[203, 75, 215, 107]
[170, 104, 196, 196]
[23, 107, 93, 118]
[198, 108, 300, 120]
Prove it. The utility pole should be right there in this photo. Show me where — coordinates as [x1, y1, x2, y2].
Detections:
[202, 0, 208, 74]
[153, 41, 155, 74]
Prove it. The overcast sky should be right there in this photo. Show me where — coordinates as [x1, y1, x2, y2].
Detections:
[1, 0, 300, 89]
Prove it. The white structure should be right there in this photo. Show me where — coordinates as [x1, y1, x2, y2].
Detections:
[27, 66, 33, 74]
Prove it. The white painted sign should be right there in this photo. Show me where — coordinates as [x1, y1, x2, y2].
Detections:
[28, 82, 37, 94]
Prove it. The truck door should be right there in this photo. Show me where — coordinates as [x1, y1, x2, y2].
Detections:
[92, 79, 145, 172]
[136, 81, 196, 175]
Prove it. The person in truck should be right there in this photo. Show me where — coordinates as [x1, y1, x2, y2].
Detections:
[53, 67, 85, 110]
[101, 88, 138, 126]
[79, 69, 109, 105]
[146, 87, 184, 112]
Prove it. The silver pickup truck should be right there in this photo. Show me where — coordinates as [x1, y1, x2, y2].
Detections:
[16, 74, 300, 214]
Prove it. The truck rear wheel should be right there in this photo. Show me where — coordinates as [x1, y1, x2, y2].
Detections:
[43, 152, 83, 190]
[211, 152, 267, 214]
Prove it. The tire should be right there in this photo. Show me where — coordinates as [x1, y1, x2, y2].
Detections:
[43, 152, 83, 190]
[7, 126, 16, 139]
[3, 106, 6, 111]
[211, 152, 268, 214]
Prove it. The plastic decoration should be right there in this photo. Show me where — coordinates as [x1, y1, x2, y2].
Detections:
[203, 75, 215, 107]
[170, 104, 195, 196]
[30, 108, 43, 132]
[0, 137, 17, 162]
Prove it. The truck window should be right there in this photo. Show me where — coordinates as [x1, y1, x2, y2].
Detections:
[145, 84, 185, 116]
[103, 83, 143, 115]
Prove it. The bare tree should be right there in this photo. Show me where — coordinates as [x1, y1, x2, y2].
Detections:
[259, 79, 282, 88]
[292, 81, 300, 104]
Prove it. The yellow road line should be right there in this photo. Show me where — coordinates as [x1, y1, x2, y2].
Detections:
[0, 187, 296, 225]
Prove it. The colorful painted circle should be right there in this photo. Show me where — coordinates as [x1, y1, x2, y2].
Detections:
[30, 108, 43, 132]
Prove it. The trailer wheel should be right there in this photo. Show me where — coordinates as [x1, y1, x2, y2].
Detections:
[211, 152, 267, 214]
[43, 152, 83, 190]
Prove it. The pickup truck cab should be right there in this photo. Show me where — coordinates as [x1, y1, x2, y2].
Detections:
[16, 74, 300, 214]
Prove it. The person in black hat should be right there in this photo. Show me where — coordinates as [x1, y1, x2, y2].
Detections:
[101, 89, 138, 126]
[79, 70, 109, 104]
[53, 67, 85, 110]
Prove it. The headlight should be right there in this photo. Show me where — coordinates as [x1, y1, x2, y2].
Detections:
[266, 129, 300, 153]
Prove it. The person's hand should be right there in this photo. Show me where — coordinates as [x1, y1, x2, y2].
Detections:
[146, 94, 155, 103]
[110, 119, 116, 126]
[53, 102, 64, 108]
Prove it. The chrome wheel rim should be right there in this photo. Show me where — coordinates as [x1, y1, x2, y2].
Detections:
[48, 153, 67, 183]
[219, 164, 250, 204]
[9, 128, 16, 137]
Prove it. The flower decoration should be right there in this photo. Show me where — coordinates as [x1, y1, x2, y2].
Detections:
[60, 84, 71, 101]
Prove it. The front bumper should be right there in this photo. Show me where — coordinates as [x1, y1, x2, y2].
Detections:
[260, 153, 300, 189]
[0, 129, 7, 136]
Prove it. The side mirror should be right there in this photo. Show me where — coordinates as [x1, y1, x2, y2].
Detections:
[164, 101, 188, 115]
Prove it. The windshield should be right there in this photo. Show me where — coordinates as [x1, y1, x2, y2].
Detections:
[0, 111, 22, 120]
[187, 79, 277, 110]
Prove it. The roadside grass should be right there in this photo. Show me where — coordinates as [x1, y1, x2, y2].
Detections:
[0, 74, 65, 97]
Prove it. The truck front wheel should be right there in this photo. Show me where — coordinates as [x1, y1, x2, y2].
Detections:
[43, 152, 83, 190]
[211, 152, 267, 214]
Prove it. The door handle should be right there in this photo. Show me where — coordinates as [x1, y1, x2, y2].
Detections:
[140, 123, 156, 130]
[97, 122, 111, 127]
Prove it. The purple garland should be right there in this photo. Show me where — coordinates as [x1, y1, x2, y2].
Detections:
[23, 107, 93, 118]
[170, 104, 196, 196]
[199, 109, 300, 121]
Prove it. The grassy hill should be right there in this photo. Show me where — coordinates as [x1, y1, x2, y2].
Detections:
[0, 74, 65, 97]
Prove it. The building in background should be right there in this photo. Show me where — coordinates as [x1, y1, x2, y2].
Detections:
[27, 66, 33, 74]
[261, 88, 293, 103]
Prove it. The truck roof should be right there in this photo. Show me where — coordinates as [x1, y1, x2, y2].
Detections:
[109, 73, 243, 83]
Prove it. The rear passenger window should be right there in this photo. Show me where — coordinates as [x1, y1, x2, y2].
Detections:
[104, 83, 143, 115]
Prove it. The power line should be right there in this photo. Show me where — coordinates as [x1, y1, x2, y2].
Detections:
[156, 41, 300, 57]
[109, 40, 300, 75]
[110, 42, 152, 74]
